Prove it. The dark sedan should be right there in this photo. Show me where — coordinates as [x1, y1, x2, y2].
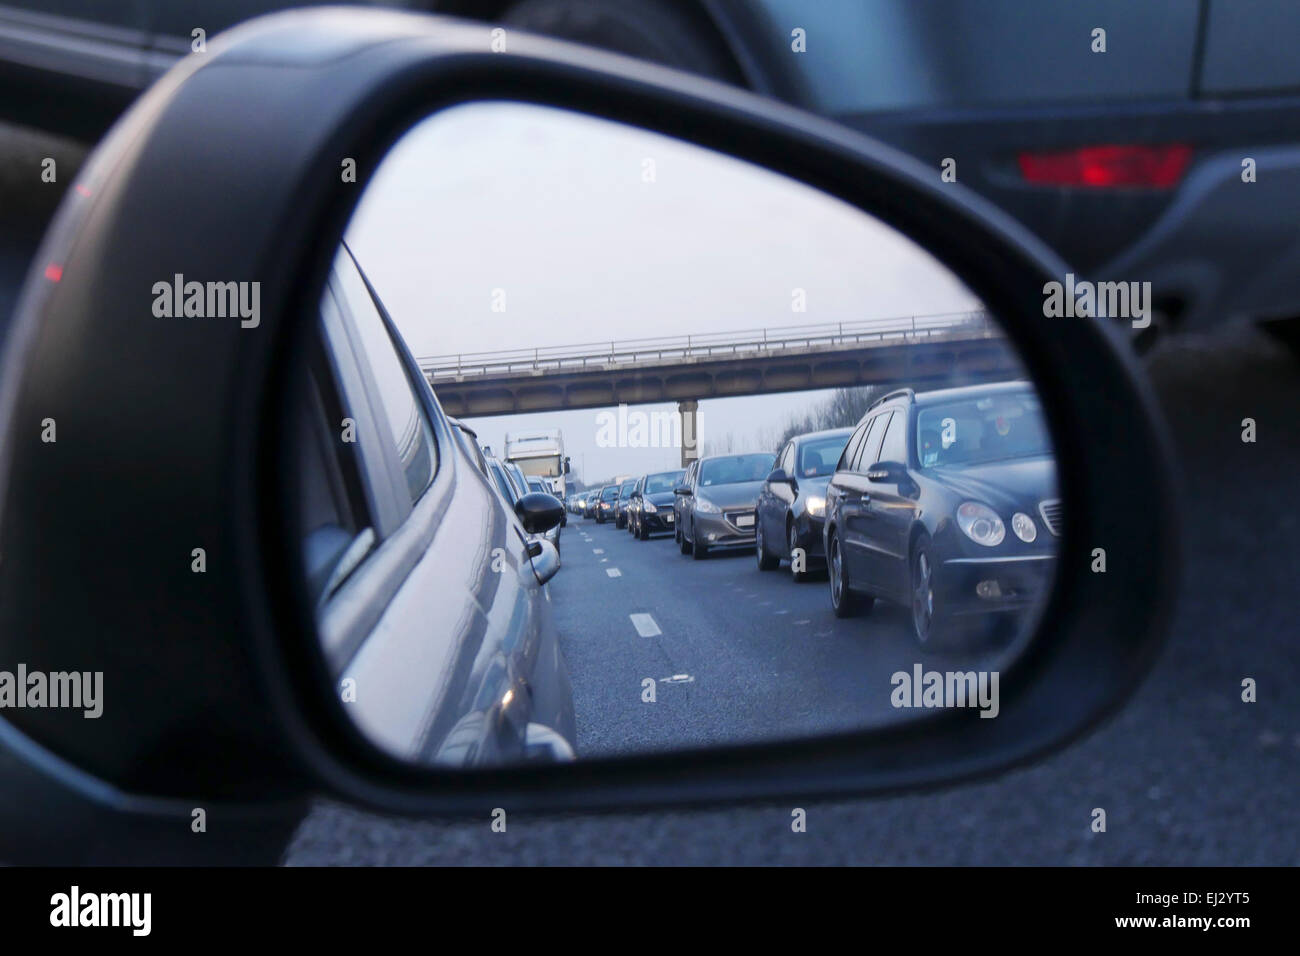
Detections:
[755, 427, 854, 580]
[823, 382, 1058, 648]
[613, 478, 637, 529]
[594, 483, 619, 524]
[628, 469, 685, 539]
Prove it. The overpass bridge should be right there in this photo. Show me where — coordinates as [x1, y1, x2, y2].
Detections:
[419, 311, 1021, 464]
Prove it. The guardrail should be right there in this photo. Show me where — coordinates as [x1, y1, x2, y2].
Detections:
[419, 310, 993, 380]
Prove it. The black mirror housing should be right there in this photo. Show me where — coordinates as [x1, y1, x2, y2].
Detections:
[515, 493, 565, 534]
[0, 7, 1177, 858]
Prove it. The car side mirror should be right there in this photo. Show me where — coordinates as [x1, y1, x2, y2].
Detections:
[766, 468, 792, 484]
[0, 8, 1176, 859]
[515, 492, 565, 534]
[865, 461, 906, 483]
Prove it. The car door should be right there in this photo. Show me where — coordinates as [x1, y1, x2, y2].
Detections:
[838, 412, 887, 584]
[677, 459, 698, 537]
[861, 407, 919, 602]
[757, 441, 790, 545]
[314, 248, 553, 765]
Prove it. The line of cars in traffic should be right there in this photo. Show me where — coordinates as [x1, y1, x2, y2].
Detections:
[568, 380, 1059, 648]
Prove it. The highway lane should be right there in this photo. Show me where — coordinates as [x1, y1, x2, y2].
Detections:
[550, 512, 1008, 759]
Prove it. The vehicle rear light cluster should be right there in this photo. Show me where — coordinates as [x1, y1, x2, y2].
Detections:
[1018, 144, 1192, 188]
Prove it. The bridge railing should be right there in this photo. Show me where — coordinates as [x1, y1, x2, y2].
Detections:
[419, 310, 992, 380]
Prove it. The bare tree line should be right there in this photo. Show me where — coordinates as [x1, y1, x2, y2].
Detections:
[701, 386, 881, 456]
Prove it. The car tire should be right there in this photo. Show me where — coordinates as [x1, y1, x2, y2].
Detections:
[909, 534, 951, 648]
[638, 521, 649, 541]
[828, 528, 869, 618]
[679, 523, 691, 555]
[755, 520, 779, 570]
[691, 522, 708, 560]
[788, 520, 811, 582]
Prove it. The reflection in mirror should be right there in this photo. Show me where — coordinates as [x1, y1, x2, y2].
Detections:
[291, 102, 1059, 768]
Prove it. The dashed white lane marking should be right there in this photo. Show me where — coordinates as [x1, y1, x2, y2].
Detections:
[593, 548, 604, 554]
[629, 612, 660, 636]
[794, 619, 811, 625]
[606, 568, 622, 578]
[774, 609, 789, 615]
[659, 674, 694, 684]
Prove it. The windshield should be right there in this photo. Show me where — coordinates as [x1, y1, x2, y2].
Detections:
[515, 456, 560, 478]
[601, 486, 618, 500]
[644, 471, 684, 494]
[698, 453, 775, 487]
[619, 481, 635, 497]
[916, 391, 1050, 468]
[797, 434, 851, 478]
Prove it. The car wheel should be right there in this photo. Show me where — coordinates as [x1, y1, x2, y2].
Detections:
[679, 522, 691, 554]
[910, 535, 950, 648]
[755, 519, 779, 571]
[691, 522, 708, 560]
[828, 529, 867, 618]
[788, 520, 811, 582]
[638, 520, 649, 541]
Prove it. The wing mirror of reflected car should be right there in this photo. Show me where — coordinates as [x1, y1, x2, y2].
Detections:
[0, 8, 1178, 861]
[865, 461, 907, 483]
[515, 492, 565, 535]
[766, 468, 793, 485]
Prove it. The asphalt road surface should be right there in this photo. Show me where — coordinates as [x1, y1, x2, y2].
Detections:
[550, 515, 1007, 758]
[1, 121, 1295, 865]
[289, 328, 1300, 865]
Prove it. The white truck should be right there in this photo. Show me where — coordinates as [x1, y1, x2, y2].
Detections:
[504, 430, 570, 499]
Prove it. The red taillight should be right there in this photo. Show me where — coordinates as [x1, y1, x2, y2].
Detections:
[1018, 144, 1192, 188]
[44, 263, 63, 282]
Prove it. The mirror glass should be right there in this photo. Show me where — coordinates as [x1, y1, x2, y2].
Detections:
[292, 102, 1060, 768]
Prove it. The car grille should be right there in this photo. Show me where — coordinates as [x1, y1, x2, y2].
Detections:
[725, 510, 755, 527]
[1038, 499, 1062, 536]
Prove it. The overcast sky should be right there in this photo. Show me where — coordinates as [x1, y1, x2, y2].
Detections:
[346, 101, 983, 484]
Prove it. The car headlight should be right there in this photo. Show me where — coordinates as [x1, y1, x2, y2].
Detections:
[695, 497, 721, 514]
[1011, 511, 1037, 543]
[956, 501, 1005, 547]
[643, 500, 657, 513]
[805, 495, 825, 517]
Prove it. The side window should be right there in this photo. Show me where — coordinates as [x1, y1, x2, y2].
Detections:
[847, 416, 878, 473]
[333, 250, 437, 504]
[838, 424, 867, 472]
[853, 414, 887, 471]
[877, 408, 909, 465]
[488, 462, 516, 504]
[778, 443, 795, 474]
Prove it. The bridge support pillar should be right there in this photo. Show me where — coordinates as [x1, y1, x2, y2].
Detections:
[678, 399, 699, 468]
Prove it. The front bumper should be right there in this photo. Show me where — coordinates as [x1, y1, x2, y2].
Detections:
[939, 554, 1055, 616]
[641, 509, 675, 533]
[693, 509, 757, 548]
[791, 513, 827, 559]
